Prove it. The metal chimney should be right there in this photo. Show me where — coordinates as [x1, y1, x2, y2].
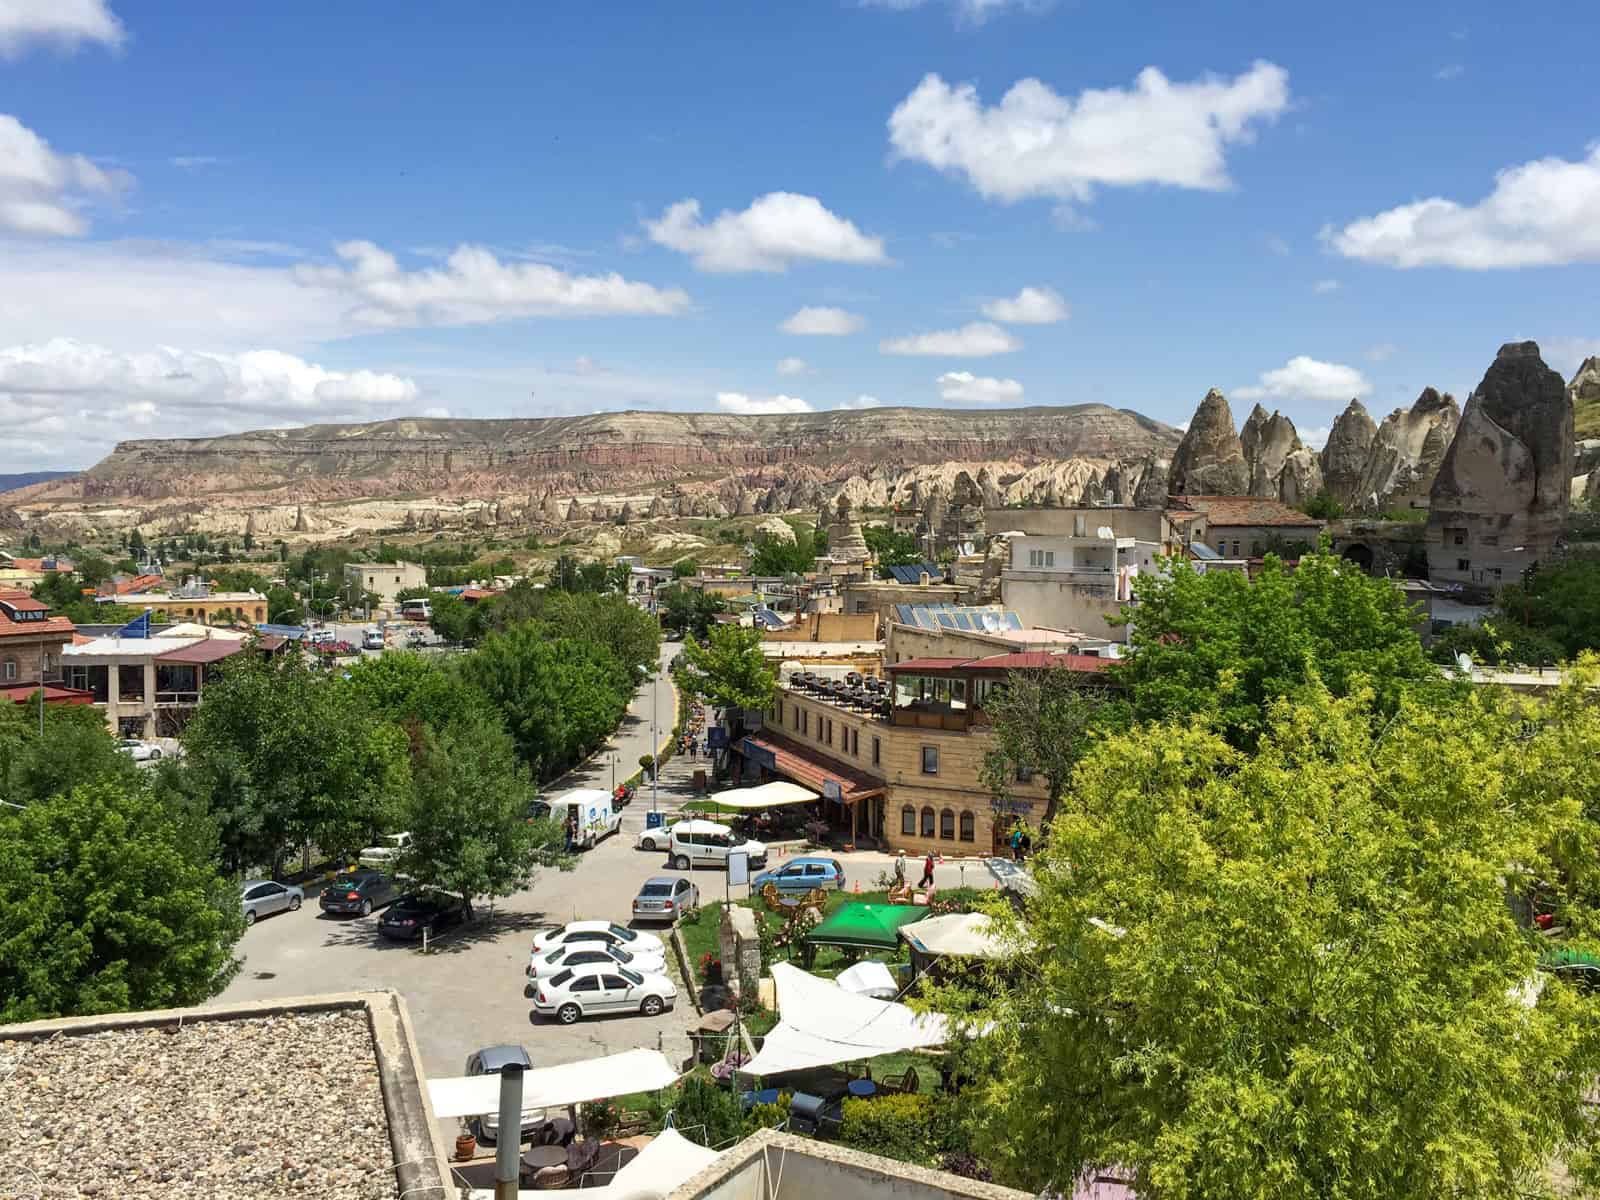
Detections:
[494, 1062, 525, 1200]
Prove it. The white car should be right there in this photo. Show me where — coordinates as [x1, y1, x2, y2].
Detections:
[307, 629, 336, 645]
[531, 962, 677, 1024]
[530, 920, 665, 959]
[118, 739, 163, 762]
[666, 819, 768, 872]
[359, 832, 411, 866]
[526, 940, 667, 983]
[635, 822, 678, 852]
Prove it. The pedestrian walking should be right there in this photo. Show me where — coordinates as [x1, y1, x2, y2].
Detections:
[919, 851, 936, 888]
[564, 815, 577, 853]
[893, 850, 906, 886]
[1010, 825, 1023, 862]
[690, 738, 698, 761]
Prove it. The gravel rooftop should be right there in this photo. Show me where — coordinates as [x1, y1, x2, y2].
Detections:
[0, 1008, 397, 1200]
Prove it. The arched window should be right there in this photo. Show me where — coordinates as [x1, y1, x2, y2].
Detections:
[920, 807, 935, 837]
[939, 809, 955, 840]
[959, 811, 975, 842]
[900, 806, 916, 835]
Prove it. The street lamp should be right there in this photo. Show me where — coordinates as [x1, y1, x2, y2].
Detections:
[650, 672, 659, 814]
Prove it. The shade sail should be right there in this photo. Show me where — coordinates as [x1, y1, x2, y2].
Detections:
[428, 1048, 679, 1120]
[899, 912, 1011, 960]
[805, 902, 925, 952]
[465, 1129, 720, 1200]
[742, 962, 954, 1076]
[836, 960, 898, 1000]
[707, 780, 818, 809]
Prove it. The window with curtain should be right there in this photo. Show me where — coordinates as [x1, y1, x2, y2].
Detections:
[920, 807, 935, 837]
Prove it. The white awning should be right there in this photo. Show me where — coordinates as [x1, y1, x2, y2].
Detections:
[708, 780, 818, 809]
[836, 960, 898, 1000]
[428, 1048, 680, 1120]
[743, 962, 954, 1076]
[464, 1128, 720, 1200]
[899, 912, 1012, 960]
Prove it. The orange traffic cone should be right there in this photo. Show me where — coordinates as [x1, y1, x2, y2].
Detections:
[853, 879, 861, 894]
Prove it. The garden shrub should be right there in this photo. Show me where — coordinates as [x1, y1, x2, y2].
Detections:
[838, 1093, 936, 1164]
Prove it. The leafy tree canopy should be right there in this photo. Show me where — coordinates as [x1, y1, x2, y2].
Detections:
[945, 680, 1600, 1198]
[0, 779, 243, 1021]
[1111, 548, 1441, 747]
[660, 583, 726, 640]
[864, 524, 923, 571]
[978, 667, 1115, 828]
[678, 624, 773, 712]
[750, 528, 823, 576]
[1439, 556, 1600, 667]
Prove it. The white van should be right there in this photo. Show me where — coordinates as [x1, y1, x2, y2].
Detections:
[558, 788, 621, 850]
[666, 819, 768, 871]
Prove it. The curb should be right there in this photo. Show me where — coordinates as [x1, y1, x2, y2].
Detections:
[670, 924, 702, 1015]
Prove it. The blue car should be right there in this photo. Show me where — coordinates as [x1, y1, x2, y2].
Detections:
[752, 856, 847, 894]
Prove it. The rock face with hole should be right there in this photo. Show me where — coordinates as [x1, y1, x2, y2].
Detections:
[1169, 389, 1251, 495]
[1426, 341, 1573, 587]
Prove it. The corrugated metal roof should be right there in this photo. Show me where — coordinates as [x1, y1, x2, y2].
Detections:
[156, 639, 249, 665]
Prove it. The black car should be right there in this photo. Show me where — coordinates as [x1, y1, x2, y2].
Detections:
[377, 891, 466, 940]
[319, 869, 401, 917]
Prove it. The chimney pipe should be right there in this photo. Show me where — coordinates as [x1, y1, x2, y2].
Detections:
[494, 1062, 525, 1200]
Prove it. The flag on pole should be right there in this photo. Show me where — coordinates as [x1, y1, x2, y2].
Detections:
[117, 609, 152, 639]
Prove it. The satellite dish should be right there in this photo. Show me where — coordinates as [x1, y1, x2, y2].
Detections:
[1096, 526, 1115, 540]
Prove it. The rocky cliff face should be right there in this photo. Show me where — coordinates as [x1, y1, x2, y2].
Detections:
[1247, 412, 1323, 501]
[1571, 356, 1600, 440]
[1353, 388, 1460, 514]
[1169, 389, 1251, 495]
[1428, 341, 1573, 582]
[1319, 400, 1378, 507]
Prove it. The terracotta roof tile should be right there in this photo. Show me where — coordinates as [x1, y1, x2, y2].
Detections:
[1172, 495, 1326, 528]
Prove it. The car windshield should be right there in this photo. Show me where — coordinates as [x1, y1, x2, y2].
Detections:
[640, 883, 673, 897]
[618, 967, 644, 986]
[607, 923, 635, 941]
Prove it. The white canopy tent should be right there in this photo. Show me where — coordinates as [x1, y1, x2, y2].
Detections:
[465, 1128, 720, 1200]
[428, 1048, 680, 1120]
[742, 962, 954, 1076]
[898, 912, 1012, 960]
[707, 780, 818, 809]
[836, 960, 899, 1000]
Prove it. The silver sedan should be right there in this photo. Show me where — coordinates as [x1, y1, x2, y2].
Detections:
[240, 879, 304, 925]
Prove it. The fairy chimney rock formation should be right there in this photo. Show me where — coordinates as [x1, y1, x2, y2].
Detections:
[1169, 389, 1250, 495]
[1354, 387, 1460, 514]
[1247, 412, 1306, 499]
[1320, 400, 1378, 507]
[827, 494, 871, 563]
[1427, 341, 1573, 588]
[1239, 403, 1271, 464]
[565, 498, 584, 522]
[1132, 452, 1171, 508]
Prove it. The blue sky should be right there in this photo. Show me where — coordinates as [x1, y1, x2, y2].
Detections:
[0, 0, 1596, 471]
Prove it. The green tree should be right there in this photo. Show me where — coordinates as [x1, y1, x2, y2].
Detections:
[1296, 489, 1345, 520]
[429, 590, 478, 644]
[540, 591, 659, 681]
[0, 779, 244, 1021]
[182, 656, 411, 873]
[394, 715, 569, 920]
[1489, 556, 1600, 662]
[264, 583, 301, 624]
[672, 557, 699, 578]
[660, 583, 726, 640]
[863, 524, 923, 571]
[1112, 547, 1440, 748]
[74, 551, 114, 588]
[678, 624, 773, 711]
[750, 531, 818, 576]
[978, 667, 1113, 828]
[944, 683, 1600, 1198]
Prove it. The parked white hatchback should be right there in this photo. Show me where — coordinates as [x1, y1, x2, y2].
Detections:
[666, 819, 768, 872]
[531, 962, 677, 1024]
[530, 920, 665, 959]
[526, 940, 667, 984]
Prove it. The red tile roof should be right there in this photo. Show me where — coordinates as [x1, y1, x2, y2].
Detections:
[1171, 496, 1326, 528]
[103, 574, 164, 596]
[155, 639, 248, 665]
[886, 656, 971, 672]
[739, 733, 885, 802]
[0, 683, 93, 705]
[0, 588, 75, 640]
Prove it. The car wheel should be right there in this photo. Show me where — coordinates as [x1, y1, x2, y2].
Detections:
[244, 909, 256, 926]
[642, 836, 658, 851]
[557, 1003, 582, 1025]
[672, 855, 690, 871]
[149, 747, 162, 760]
[290, 896, 302, 911]
[359, 899, 372, 917]
[641, 994, 664, 1016]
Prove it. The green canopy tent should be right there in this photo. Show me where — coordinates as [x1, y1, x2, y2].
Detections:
[800, 902, 925, 968]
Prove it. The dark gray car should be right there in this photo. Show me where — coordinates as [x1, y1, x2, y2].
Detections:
[240, 879, 304, 925]
[465, 1044, 539, 1144]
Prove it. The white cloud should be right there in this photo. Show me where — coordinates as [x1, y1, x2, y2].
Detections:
[881, 321, 1021, 357]
[935, 370, 1024, 404]
[0, 0, 123, 57]
[295, 240, 690, 327]
[862, 0, 1053, 26]
[1434, 64, 1464, 81]
[644, 192, 887, 273]
[1364, 342, 1398, 362]
[1323, 144, 1600, 269]
[1298, 426, 1332, 451]
[1235, 355, 1369, 403]
[981, 285, 1069, 324]
[170, 155, 223, 169]
[1312, 278, 1340, 294]
[887, 61, 1290, 205]
[0, 113, 129, 236]
[715, 391, 813, 415]
[0, 338, 420, 465]
[1264, 233, 1291, 256]
[840, 394, 881, 409]
[779, 306, 864, 336]
[776, 356, 808, 375]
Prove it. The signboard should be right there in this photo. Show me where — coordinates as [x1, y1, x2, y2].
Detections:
[741, 739, 775, 770]
[822, 779, 843, 804]
[990, 797, 1035, 816]
[707, 728, 728, 750]
[727, 850, 750, 887]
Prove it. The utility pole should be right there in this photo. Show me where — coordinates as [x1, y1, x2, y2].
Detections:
[650, 672, 659, 814]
